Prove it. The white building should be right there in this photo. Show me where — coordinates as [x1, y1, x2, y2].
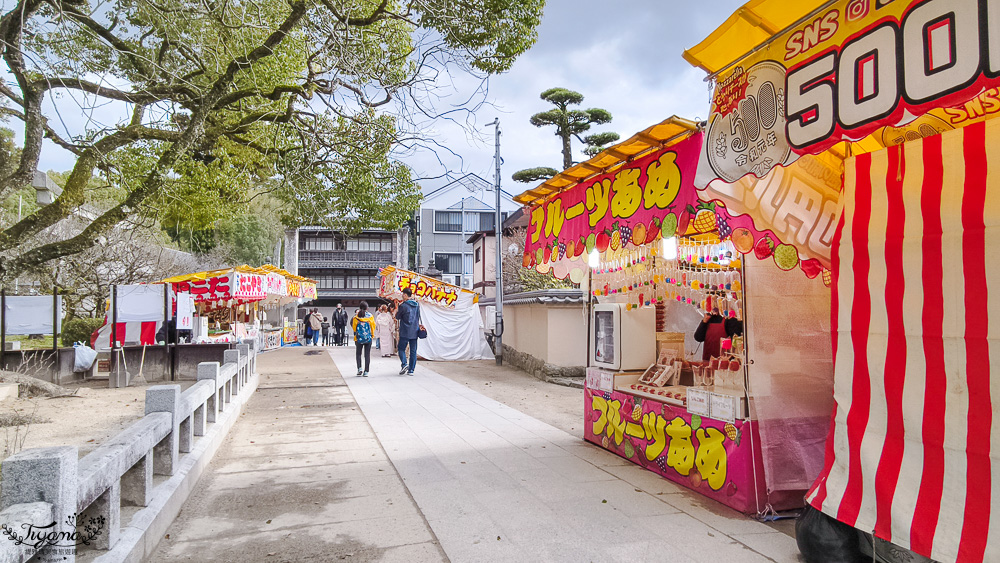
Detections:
[415, 174, 519, 288]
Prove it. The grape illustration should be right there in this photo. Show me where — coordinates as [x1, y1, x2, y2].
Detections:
[716, 212, 732, 238]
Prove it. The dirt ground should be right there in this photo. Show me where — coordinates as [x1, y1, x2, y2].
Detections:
[426, 359, 584, 437]
[1, 378, 194, 458]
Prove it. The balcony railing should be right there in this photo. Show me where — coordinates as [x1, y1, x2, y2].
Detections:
[298, 250, 394, 264]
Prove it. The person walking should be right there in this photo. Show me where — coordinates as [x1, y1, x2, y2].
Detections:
[307, 308, 323, 346]
[351, 302, 376, 376]
[332, 304, 348, 346]
[320, 316, 331, 346]
[395, 288, 421, 375]
[375, 305, 395, 357]
[387, 301, 399, 356]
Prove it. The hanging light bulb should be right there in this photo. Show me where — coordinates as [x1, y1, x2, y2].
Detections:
[662, 236, 678, 260]
[589, 249, 600, 269]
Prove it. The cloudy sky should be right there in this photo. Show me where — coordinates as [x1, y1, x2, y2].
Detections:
[407, 0, 747, 196]
[24, 0, 748, 200]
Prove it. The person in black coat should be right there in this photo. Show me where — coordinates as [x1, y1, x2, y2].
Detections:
[332, 304, 348, 346]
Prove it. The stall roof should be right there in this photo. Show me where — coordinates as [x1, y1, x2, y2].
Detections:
[682, 0, 828, 75]
[513, 116, 700, 206]
[159, 264, 316, 285]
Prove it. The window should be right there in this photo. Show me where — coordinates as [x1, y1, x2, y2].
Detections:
[463, 253, 473, 275]
[346, 275, 378, 289]
[302, 236, 333, 251]
[434, 253, 463, 274]
[435, 211, 462, 232]
[345, 235, 393, 252]
[478, 212, 495, 232]
[475, 248, 481, 263]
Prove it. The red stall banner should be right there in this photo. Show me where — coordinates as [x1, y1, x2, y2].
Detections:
[524, 133, 705, 267]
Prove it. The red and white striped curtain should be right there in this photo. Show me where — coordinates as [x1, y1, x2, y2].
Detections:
[806, 119, 1000, 563]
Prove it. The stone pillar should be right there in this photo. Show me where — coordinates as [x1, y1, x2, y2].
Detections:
[1, 446, 78, 563]
[223, 350, 241, 395]
[197, 362, 220, 423]
[145, 385, 180, 476]
[237, 343, 252, 384]
[193, 404, 207, 437]
[178, 414, 193, 454]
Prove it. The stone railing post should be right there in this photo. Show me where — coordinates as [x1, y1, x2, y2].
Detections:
[223, 349, 241, 396]
[1, 446, 78, 562]
[237, 343, 252, 383]
[145, 385, 180, 476]
[197, 362, 220, 422]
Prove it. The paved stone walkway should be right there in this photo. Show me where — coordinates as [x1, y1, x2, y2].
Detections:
[331, 348, 801, 563]
[148, 348, 446, 562]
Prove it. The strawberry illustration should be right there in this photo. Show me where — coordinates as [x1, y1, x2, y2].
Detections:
[753, 235, 775, 260]
[645, 219, 661, 244]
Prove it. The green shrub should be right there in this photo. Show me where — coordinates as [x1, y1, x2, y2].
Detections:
[62, 317, 105, 347]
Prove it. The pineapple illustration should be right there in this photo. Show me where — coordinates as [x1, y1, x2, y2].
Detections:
[631, 403, 642, 421]
[609, 227, 622, 251]
[724, 422, 738, 441]
[688, 202, 719, 233]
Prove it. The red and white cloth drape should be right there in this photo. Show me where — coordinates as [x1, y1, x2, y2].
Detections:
[806, 119, 1000, 563]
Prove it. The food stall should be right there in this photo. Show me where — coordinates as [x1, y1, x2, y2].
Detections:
[378, 266, 491, 361]
[680, 0, 1000, 561]
[517, 116, 834, 514]
[160, 265, 316, 349]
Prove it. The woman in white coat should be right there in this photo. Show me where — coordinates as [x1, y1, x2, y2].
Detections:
[375, 305, 396, 357]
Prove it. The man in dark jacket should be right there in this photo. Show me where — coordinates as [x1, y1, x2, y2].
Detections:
[694, 308, 741, 360]
[332, 304, 348, 346]
[395, 288, 421, 375]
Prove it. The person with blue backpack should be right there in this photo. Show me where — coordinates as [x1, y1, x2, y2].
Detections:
[351, 301, 376, 376]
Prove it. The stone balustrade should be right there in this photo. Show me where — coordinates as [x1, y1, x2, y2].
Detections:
[0, 342, 258, 563]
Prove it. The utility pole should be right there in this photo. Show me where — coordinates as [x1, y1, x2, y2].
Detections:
[490, 118, 504, 365]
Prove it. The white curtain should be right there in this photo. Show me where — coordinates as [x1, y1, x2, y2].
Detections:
[416, 292, 491, 361]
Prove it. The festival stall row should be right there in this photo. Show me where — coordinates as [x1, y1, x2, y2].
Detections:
[378, 266, 491, 361]
[93, 265, 316, 352]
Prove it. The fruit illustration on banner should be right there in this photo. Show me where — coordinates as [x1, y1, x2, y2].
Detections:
[622, 439, 636, 460]
[558, 241, 567, 260]
[800, 259, 822, 278]
[688, 202, 719, 233]
[551, 242, 561, 262]
[596, 231, 611, 252]
[522, 253, 532, 268]
[823, 269, 832, 287]
[609, 225, 622, 251]
[619, 223, 633, 248]
[586, 234, 597, 254]
[632, 403, 642, 422]
[753, 235, 776, 260]
[691, 414, 702, 433]
[715, 210, 732, 238]
[631, 223, 646, 246]
[724, 423, 737, 441]
[731, 227, 754, 254]
[773, 244, 799, 270]
[535, 248, 544, 264]
[543, 245, 551, 263]
[646, 218, 661, 244]
[661, 213, 678, 239]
